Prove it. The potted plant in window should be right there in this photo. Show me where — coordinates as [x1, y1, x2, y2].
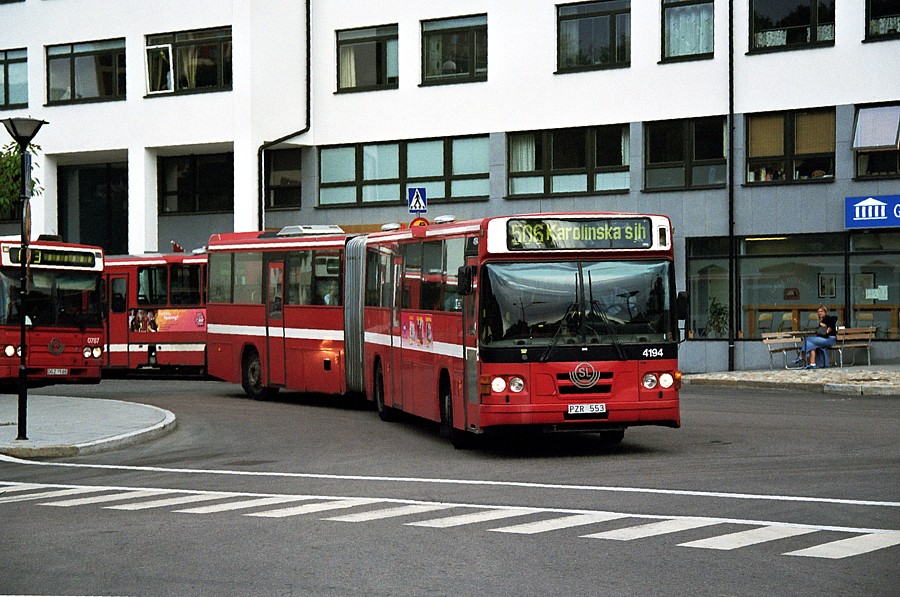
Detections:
[706, 296, 728, 338]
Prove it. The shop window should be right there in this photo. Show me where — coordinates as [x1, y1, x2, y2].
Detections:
[746, 108, 835, 183]
[867, 0, 900, 39]
[146, 27, 231, 94]
[508, 125, 629, 196]
[158, 153, 234, 214]
[266, 149, 302, 209]
[558, 1, 630, 72]
[662, 0, 714, 61]
[853, 104, 900, 178]
[850, 231, 900, 338]
[337, 25, 398, 92]
[47, 39, 125, 103]
[422, 15, 487, 85]
[645, 116, 726, 190]
[750, 0, 835, 52]
[0, 48, 27, 108]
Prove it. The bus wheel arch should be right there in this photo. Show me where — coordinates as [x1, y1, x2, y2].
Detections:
[373, 358, 396, 422]
[241, 345, 276, 400]
[439, 367, 475, 449]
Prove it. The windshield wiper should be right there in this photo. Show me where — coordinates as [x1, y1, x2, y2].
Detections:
[539, 297, 579, 362]
[588, 272, 626, 360]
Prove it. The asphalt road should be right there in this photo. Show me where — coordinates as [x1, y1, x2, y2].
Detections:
[1, 379, 897, 596]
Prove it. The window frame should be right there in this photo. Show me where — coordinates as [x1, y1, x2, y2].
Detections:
[644, 116, 727, 191]
[865, 0, 900, 41]
[336, 24, 399, 93]
[145, 26, 232, 96]
[749, 0, 835, 53]
[0, 48, 27, 109]
[46, 38, 126, 105]
[158, 153, 235, 215]
[557, 0, 631, 73]
[745, 108, 836, 184]
[318, 135, 490, 207]
[853, 103, 900, 179]
[507, 125, 631, 197]
[265, 148, 303, 210]
[421, 14, 488, 86]
[660, 0, 714, 63]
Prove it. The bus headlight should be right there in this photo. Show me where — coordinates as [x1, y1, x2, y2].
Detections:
[92, 347, 103, 359]
[659, 373, 674, 388]
[83, 347, 92, 358]
[4, 345, 16, 357]
[508, 377, 525, 393]
[642, 373, 658, 389]
[491, 377, 507, 393]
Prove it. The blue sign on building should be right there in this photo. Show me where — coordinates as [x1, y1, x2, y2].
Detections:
[845, 195, 900, 229]
[407, 187, 427, 214]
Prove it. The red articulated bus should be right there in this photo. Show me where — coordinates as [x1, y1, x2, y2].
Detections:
[103, 252, 207, 375]
[0, 236, 105, 388]
[207, 213, 684, 447]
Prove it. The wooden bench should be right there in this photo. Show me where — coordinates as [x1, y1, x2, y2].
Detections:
[762, 331, 805, 369]
[826, 326, 877, 367]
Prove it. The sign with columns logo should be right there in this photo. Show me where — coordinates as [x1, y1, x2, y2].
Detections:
[845, 195, 900, 228]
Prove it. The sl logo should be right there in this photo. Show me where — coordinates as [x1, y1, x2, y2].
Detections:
[569, 362, 601, 389]
[48, 337, 65, 356]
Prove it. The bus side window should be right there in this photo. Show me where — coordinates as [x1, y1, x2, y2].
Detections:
[111, 278, 127, 313]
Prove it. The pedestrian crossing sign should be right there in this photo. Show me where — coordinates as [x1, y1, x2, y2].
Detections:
[408, 187, 427, 214]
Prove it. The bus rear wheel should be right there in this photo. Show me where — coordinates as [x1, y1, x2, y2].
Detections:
[374, 363, 396, 422]
[242, 349, 275, 400]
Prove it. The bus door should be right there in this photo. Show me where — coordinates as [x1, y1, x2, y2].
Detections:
[266, 261, 286, 386]
[388, 254, 403, 411]
[106, 274, 130, 368]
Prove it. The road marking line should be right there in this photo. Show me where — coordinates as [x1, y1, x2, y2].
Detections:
[679, 526, 818, 550]
[3, 457, 895, 507]
[175, 496, 314, 514]
[408, 508, 539, 528]
[0, 487, 99, 504]
[106, 493, 232, 510]
[42, 490, 172, 507]
[583, 518, 720, 540]
[490, 512, 628, 535]
[247, 498, 380, 518]
[0, 484, 43, 495]
[325, 503, 453, 522]
[784, 533, 900, 559]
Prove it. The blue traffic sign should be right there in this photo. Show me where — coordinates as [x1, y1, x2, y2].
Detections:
[408, 187, 427, 214]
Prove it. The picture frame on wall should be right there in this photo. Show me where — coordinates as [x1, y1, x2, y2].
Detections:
[818, 273, 836, 299]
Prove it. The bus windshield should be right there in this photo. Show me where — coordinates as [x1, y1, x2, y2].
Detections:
[0, 268, 104, 328]
[480, 259, 672, 347]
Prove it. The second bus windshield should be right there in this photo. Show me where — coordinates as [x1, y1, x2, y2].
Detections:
[480, 259, 672, 347]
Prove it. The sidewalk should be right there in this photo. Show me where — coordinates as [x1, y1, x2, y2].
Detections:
[683, 364, 900, 396]
[0, 394, 175, 458]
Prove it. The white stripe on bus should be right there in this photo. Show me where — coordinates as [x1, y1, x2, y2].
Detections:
[208, 323, 343, 342]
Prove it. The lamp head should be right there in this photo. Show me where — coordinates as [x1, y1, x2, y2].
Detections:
[1, 118, 48, 147]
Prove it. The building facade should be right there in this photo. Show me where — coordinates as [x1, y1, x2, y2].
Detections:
[1, 0, 898, 371]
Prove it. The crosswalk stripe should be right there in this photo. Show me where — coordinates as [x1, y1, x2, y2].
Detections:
[784, 533, 900, 559]
[679, 526, 818, 550]
[583, 518, 720, 540]
[246, 498, 379, 518]
[175, 496, 312, 514]
[0, 487, 99, 504]
[325, 503, 453, 522]
[490, 512, 628, 535]
[106, 493, 232, 510]
[0, 485, 43, 495]
[42, 490, 173, 507]
[408, 508, 538, 528]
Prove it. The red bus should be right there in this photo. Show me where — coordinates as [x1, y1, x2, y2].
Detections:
[0, 236, 105, 387]
[103, 252, 207, 375]
[207, 213, 685, 447]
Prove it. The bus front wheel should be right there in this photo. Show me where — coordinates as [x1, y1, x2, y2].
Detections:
[242, 349, 275, 400]
[440, 383, 475, 449]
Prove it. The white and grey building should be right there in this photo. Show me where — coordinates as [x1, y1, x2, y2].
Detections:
[1, 0, 898, 371]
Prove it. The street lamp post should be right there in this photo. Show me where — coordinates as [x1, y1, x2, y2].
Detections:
[2, 117, 47, 441]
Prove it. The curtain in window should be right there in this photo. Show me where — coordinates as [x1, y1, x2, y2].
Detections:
[178, 45, 199, 88]
[795, 111, 835, 154]
[339, 46, 356, 88]
[426, 35, 443, 76]
[666, 4, 713, 57]
[748, 115, 784, 157]
[509, 135, 536, 173]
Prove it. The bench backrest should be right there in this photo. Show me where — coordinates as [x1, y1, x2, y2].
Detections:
[761, 331, 803, 345]
[836, 326, 876, 342]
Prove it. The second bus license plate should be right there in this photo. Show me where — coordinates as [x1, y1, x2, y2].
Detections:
[567, 403, 606, 415]
[47, 368, 69, 375]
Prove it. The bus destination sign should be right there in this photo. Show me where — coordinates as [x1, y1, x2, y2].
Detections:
[10, 247, 97, 268]
[507, 218, 652, 251]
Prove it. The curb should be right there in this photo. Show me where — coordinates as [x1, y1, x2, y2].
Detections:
[684, 377, 899, 397]
[0, 406, 176, 458]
